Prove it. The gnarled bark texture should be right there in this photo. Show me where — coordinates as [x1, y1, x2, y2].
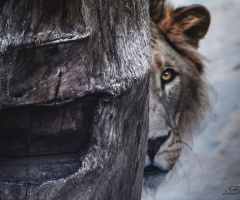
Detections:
[0, 0, 151, 199]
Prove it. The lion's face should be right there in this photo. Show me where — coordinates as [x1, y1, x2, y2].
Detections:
[143, 3, 210, 188]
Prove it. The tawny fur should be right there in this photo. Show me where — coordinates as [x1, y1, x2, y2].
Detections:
[143, 1, 211, 190]
[151, 2, 210, 136]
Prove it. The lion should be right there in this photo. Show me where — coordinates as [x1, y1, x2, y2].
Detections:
[142, 0, 211, 192]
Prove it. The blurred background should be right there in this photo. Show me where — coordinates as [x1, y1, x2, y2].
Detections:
[154, 0, 240, 199]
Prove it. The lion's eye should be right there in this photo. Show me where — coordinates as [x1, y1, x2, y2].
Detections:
[161, 69, 177, 85]
[162, 70, 172, 81]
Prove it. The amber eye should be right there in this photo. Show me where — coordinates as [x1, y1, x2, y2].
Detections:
[161, 69, 177, 85]
[162, 70, 172, 81]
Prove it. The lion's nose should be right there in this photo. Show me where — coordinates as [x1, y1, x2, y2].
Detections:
[147, 132, 171, 161]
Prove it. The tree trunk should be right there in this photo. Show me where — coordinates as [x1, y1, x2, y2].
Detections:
[0, 0, 151, 199]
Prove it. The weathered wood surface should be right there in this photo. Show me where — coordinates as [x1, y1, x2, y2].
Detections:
[0, 0, 151, 199]
[0, 96, 97, 158]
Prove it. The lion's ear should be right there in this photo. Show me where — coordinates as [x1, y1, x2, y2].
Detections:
[170, 5, 211, 48]
[149, 0, 166, 23]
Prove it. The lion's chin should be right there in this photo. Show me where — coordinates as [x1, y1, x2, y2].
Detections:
[143, 164, 169, 189]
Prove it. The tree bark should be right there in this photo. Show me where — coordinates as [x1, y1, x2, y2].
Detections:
[0, 0, 151, 199]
